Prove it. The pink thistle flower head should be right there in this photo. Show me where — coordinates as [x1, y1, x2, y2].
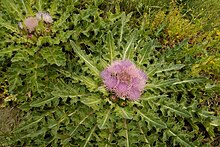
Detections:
[36, 12, 53, 23]
[24, 17, 39, 33]
[101, 60, 147, 101]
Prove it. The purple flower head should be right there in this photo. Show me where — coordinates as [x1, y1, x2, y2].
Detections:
[101, 60, 147, 101]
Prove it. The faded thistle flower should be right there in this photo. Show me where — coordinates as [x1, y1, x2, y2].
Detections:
[18, 22, 23, 30]
[101, 60, 147, 100]
[36, 12, 53, 23]
[24, 17, 39, 33]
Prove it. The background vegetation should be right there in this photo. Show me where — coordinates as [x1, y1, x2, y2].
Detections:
[0, 0, 219, 146]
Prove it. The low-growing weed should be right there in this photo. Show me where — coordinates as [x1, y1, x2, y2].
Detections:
[0, 0, 219, 146]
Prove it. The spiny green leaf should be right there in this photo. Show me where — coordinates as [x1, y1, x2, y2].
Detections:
[141, 95, 168, 101]
[82, 125, 97, 147]
[79, 75, 99, 91]
[11, 51, 29, 62]
[24, 47, 39, 56]
[13, 117, 44, 133]
[80, 94, 102, 111]
[70, 40, 100, 76]
[124, 119, 130, 147]
[20, 0, 28, 15]
[30, 97, 58, 107]
[27, 69, 45, 93]
[1, 0, 23, 20]
[119, 12, 126, 44]
[138, 39, 158, 65]
[161, 103, 191, 118]
[138, 123, 149, 144]
[60, 30, 75, 42]
[173, 77, 207, 85]
[104, 123, 114, 147]
[106, 31, 115, 63]
[37, 36, 53, 46]
[115, 106, 133, 119]
[52, 82, 87, 102]
[136, 108, 167, 128]
[128, 38, 142, 61]
[155, 64, 185, 74]
[21, 128, 47, 139]
[119, 12, 133, 44]
[210, 119, 220, 127]
[0, 46, 20, 57]
[80, 7, 98, 20]
[168, 129, 194, 147]
[197, 110, 216, 119]
[40, 47, 66, 66]
[123, 29, 137, 60]
[70, 111, 94, 136]
[36, 0, 42, 11]
[53, 5, 74, 31]
[0, 22, 19, 33]
[146, 79, 178, 89]
[97, 108, 112, 129]
[7, 71, 22, 91]
[205, 83, 220, 91]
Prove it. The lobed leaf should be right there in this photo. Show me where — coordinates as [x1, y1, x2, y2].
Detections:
[97, 108, 112, 129]
[70, 40, 100, 76]
[115, 105, 134, 120]
[168, 129, 194, 147]
[40, 47, 66, 66]
[155, 64, 185, 74]
[78, 75, 99, 92]
[136, 108, 167, 129]
[69, 111, 94, 137]
[106, 31, 115, 63]
[161, 103, 191, 118]
[173, 77, 207, 85]
[11, 51, 29, 62]
[0, 46, 20, 57]
[82, 125, 97, 147]
[123, 29, 137, 60]
[80, 94, 102, 111]
[30, 97, 58, 107]
[13, 117, 44, 133]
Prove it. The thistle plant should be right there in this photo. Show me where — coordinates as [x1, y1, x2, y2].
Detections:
[101, 60, 147, 100]
[0, 0, 219, 146]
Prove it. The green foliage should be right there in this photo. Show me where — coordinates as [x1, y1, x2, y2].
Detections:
[0, 0, 219, 146]
[148, 3, 220, 85]
[186, 0, 220, 30]
[0, 80, 17, 108]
